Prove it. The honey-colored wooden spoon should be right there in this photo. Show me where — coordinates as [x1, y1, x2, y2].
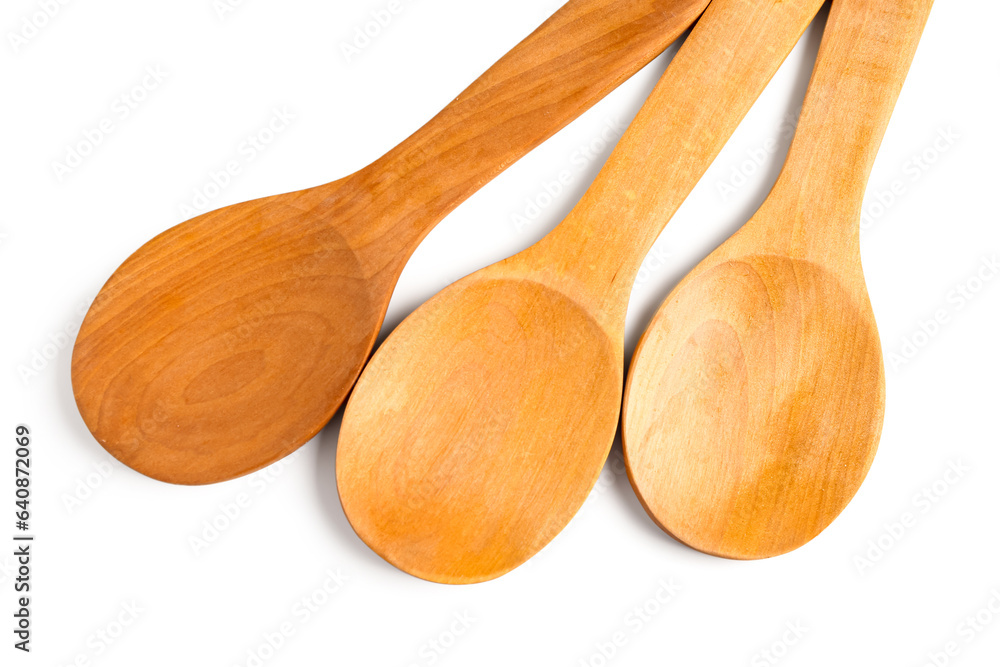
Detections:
[622, 0, 935, 560]
[337, 0, 826, 584]
[71, 0, 713, 485]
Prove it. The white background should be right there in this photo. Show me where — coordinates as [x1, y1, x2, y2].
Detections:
[2, 0, 999, 665]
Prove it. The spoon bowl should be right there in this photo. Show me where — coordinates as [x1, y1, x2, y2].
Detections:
[338, 272, 621, 582]
[72, 186, 381, 484]
[624, 251, 884, 558]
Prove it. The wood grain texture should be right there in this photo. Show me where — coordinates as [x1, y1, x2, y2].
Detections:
[337, 0, 825, 584]
[622, 0, 935, 560]
[71, 0, 711, 485]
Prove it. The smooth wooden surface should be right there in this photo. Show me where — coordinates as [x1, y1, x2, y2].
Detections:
[622, 0, 934, 560]
[337, 0, 825, 584]
[71, 0, 711, 485]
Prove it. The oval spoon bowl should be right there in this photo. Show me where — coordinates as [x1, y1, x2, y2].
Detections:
[338, 273, 621, 583]
[623, 252, 884, 558]
[72, 188, 380, 484]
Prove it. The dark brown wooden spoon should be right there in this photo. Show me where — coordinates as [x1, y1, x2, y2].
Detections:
[71, 0, 710, 484]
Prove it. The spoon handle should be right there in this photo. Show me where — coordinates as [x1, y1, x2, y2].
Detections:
[765, 0, 935, 254]
[529, 0, 825, 318]
[332, 0, 710, 250]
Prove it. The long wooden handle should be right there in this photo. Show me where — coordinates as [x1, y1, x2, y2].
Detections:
[528, 0, 825, 318]
[328, 0, 710, 254]
[768, 0, 934, 248]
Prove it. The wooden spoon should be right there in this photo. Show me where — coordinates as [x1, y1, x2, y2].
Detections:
[71, 0, 713, 485]
[336, 0, 826, 584]
[622, 0, 935, 560]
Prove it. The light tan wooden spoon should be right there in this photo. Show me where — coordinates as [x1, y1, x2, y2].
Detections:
[622, 0, 935, 560]
[71, 0, 712, 485]
[337, 0, 826, 584]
